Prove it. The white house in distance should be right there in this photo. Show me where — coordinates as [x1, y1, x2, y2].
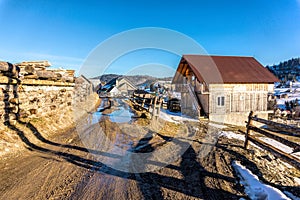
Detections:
[172, 55, 279, 126]
[100, 76, 137, 97]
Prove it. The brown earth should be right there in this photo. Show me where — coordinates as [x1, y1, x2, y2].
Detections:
[0, 98, 299, 200]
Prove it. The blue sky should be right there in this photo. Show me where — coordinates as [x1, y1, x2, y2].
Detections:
[0, 0, 300, 77]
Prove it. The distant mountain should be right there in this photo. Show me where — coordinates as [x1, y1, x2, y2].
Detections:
[91, 74, 173, 87]
[266, 58, 300, 82]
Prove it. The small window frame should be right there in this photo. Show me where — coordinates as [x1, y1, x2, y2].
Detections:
[217, 96, 225, 107]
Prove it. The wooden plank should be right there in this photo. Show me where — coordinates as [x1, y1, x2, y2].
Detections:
[249, 124, 300, 138]
[23, 74, 38, 79]
[132, 101, 149, 112]
[178, 63, 184, 75]
[15, 61, 51, 67]
[22, 79, 75, 86]
[248, 125, 300, 151]
[133, 93, 154, 99]
[66, 69, 75, 76]
[181, 63, 188, 78]
[251, 116, 300, 134]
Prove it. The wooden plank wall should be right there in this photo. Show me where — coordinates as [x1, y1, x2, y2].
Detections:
[209, 83, 272, 114]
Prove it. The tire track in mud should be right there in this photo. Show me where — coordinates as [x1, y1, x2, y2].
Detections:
[215, 150, 236, 194]
[191, 140, 245, 200]
[44, 167, 84, 199]
[0, 122, 92, 200]
[0, 155, 55, 199]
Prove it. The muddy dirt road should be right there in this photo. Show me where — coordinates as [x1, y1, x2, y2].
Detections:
[1, 98, 298, 200]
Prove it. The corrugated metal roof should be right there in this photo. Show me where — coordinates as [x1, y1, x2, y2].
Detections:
[173, 55, 279, 84]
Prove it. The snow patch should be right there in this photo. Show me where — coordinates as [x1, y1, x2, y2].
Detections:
[159, 109, 199, 123]
[284, 191, 300, 200]
[233, 161, 291, 200]
[292, 151, 300, 158]
[159, 111, 179, 124]
[258, 137, 294, 154]
[219, 131, 245, 141]
[218, 131, 263, 150]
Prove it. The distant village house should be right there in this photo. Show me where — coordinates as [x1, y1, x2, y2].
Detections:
[99, 76, 137, 97]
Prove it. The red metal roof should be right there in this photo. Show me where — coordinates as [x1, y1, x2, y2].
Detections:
[173, 55, 279, 84]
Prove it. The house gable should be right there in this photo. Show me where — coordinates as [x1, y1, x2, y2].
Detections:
[117, 78, 137, 91]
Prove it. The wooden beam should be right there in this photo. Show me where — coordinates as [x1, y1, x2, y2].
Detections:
[248, 126, 300, 151]
[251, 116, 300, 134]
[22, 79, 75, 87]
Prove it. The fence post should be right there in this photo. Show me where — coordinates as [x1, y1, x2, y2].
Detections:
[244, 111, 254, 149]
[148, 98, 153, 112]
[141, 94, 146, 108]
[152, 96, 158, 118]
[157, 97, 162, 116]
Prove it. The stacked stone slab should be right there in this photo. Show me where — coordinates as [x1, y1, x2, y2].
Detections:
[0, 61, 19, 78]
[15, 61, 75, 82]
[0, 60, 91, 123]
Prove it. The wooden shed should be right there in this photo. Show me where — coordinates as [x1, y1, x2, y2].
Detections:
[172, 55, 279, 125]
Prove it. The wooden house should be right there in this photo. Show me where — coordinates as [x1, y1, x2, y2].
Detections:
[172, 55, 279, 125]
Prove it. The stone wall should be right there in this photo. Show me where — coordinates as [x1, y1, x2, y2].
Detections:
[0, 79, 76, 123]
[0, 61, 100, 158]
[0, 62, 95, 124]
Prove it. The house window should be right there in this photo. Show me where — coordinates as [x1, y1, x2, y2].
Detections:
[217, 96, 225, 106]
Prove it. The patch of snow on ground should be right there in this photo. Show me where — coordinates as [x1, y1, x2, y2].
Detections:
[275, 88, 290, 94]
[232, 161, 291, 200]
[159, 109, 199, 123]
[159, 110, 179, 124]
[292, 152, 300, 159]
[259, 137, 294, 154]
[218, 131, 262, 150]
[277, 96, 300, 106]
[275, 83, 300, 109]
[219, 131, 245, 141]
[284, 191, 300, 200]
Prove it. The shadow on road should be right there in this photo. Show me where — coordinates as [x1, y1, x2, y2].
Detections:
[5, 117, 247, 199]
[3, 78, 297, 199]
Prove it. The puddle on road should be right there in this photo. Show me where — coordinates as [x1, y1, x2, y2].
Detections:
[104, 106, 132, 123]
[93, 99, 133, 124]
[78, 98, 194, 174]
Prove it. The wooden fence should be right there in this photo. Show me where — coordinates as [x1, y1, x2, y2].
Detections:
[242, 111, 300, 169]
[130, 93, 162, 118]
